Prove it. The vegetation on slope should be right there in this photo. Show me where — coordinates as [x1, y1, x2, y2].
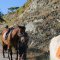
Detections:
[2, 0, 32, 26]
[16, 0, 32, 15]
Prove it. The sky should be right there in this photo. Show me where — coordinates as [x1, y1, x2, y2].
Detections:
[0, 0, 27, 14]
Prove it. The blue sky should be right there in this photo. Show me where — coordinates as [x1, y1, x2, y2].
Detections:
[0, 0, 27, 14]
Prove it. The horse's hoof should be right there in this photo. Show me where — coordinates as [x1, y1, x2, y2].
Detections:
[16, 58, 18, 60]
[10, 59, 13, 60]
[9, 57, 10, 60]
[3, 56, 5, 58]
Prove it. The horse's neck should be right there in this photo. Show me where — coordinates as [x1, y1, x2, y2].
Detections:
[11, 28, 17, 38]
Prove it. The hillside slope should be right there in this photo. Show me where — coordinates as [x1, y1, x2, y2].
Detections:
[16, 0, 60, 51]
[3, 0, 32, 26]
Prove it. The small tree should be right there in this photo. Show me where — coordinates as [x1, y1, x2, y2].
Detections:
[8, 7, 19, 12]
[0, 12, 5, 22]
[0, 12, 4, 17]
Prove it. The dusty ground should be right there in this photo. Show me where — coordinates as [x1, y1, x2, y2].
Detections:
[0, 43, 49, 60]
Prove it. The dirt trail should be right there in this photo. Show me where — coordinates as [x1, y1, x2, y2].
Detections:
[0, 43, 49, 60]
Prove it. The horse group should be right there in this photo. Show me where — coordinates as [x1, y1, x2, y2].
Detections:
[1, 25, 29, 60]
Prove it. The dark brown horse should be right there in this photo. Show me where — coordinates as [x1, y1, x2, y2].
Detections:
[18, 26, 29, 60]
[2, 26, 29, 60]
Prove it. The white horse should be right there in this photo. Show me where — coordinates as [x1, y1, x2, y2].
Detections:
[49, 35, 60, 60]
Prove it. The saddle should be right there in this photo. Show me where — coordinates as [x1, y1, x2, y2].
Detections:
[5, 27, 14, 40]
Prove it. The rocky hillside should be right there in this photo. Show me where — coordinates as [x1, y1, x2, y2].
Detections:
[2, 0, 60, 52]
[14, 0, 60, 51]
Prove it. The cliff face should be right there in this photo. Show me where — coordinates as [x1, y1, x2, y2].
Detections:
[16, 0, 60, 51]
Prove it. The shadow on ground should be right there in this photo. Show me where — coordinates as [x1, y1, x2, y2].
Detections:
[27, 48, 49, 60]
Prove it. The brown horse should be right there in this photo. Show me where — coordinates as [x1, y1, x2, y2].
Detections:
[2, 26, 29, 60]
[2, 26, 21, 60]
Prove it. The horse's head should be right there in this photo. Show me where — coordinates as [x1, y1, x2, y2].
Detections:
[18, 25, 25, 32]
[17, 25, 25, 36]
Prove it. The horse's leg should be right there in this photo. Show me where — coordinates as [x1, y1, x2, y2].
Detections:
[3, 46, 5, 58]
[17, 50, 18, 60]
[8, 49, 10, 60]
[19, 53, 24, 60]
[10, 47, 13, 60]
[23, 49, 27, 60]
[8, 46, 12, 60]
[23, 53, 26, 60]
[8, 49, 10, 58]
[15, 47, 18, 60]
[8, 45, 10, 59]
[19, 54, 21, 60]
[15, 50, 18, 60]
